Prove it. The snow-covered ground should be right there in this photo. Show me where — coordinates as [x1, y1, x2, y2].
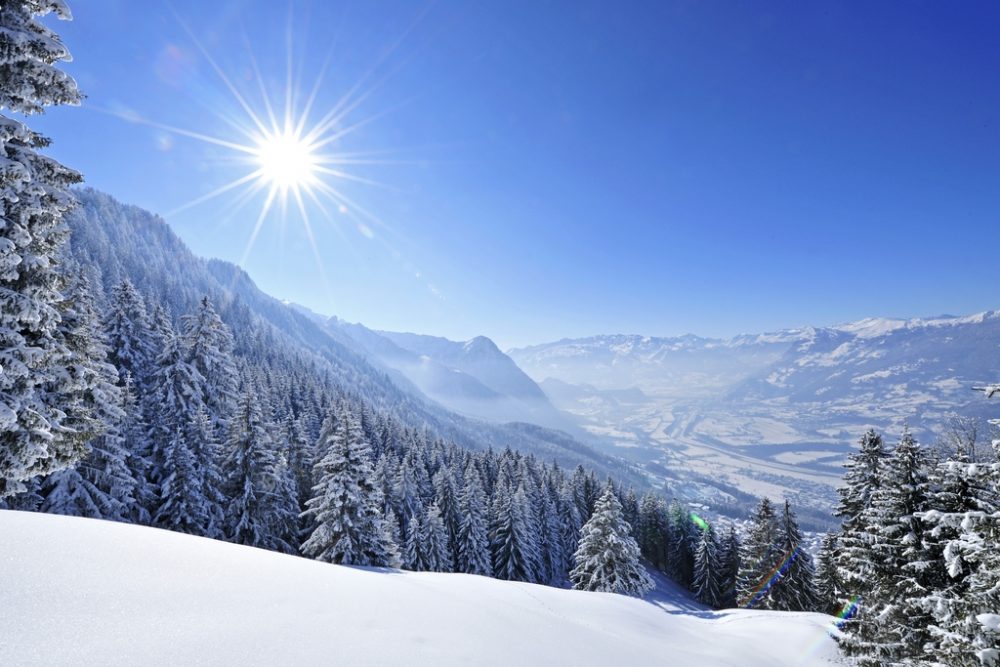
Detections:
[0, 511, 842, 666]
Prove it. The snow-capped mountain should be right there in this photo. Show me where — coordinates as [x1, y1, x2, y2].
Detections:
[378, 332, 548, 403]
[341, 327, 576, 430]
[510, 314, 1000, 517]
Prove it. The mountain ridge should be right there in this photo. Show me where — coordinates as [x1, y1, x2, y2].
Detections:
[509, 307, 1000, 518]
[66, 188, 636, 484]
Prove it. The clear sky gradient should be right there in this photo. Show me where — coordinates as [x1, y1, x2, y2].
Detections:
[32, 0, 1000, 348]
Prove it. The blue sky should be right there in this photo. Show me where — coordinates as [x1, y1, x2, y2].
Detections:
[33, 0, 1000, 348]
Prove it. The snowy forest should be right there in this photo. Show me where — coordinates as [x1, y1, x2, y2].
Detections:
[2, 3, 999, 666]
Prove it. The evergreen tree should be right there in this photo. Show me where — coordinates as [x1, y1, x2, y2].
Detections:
[770, 499, 818, 612]
[923, 451, 1000, 667]
[570, 483, 653, 597]
[39, 379, 134, 521]
[738, 497, 780, 609]
[37, 270, 130, 519]
[300, 408, 395, 566]
[556, 481, 583, 582]
[491, 482, 542, 583]
[457, 464, 491, 576]
[188, 404, 226, 538]
[119, 373, 154, 524]
[104, 279, 154, 385]
[432, 467, 462, 570]
[223, 392, 288, 551]
[667, 500, 696, 587]
[637, 492, 669, 571]
[49, 270, 123, 460]
[538, 479, 565, 585]
[154, 425, 209, 534]
[147, 329, 215, 535]
[718, 524, 742, 609]
[392, 449, 424, 538]
[419, 503, 452, 573]
[692, 523, 723, 608]
[402, 508, 422, 571]
[834, 429, 888, 601]
[268, 447, 303, 554]
[622, 487, 639, 536]
[382, 508, 403, 568]
[840, 430, 937, 665]
[918, 395, 1000, 667]
[183, 296, 238, 435]
[813, 532, 844, 615]
[0, 0, 85, 498]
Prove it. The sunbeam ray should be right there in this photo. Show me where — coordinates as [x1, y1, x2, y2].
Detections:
[240, 186, 278, 267]
[166, 169, 264, 218]
[167, 2, 271, 137]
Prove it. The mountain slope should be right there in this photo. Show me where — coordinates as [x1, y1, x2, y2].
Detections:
[0, 511, 841, 667]
[66, 189, 634, 481]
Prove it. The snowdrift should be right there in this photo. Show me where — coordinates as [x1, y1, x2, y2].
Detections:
[0, 511, 841, 666]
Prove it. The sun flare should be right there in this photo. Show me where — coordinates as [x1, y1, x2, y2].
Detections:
[253, 129, 318, 191]
[109, 9, 418, 279]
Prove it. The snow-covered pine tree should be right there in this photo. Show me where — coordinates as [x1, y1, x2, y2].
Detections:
[39, 360, 135, 521]
[104, 279, 155, 385]
[834, 429, 887, 601]
[119, 373, 154, 524]
[300, 407, 396, 566]
[188, 403, 225, 538]
[392, 448, 425, 541]
[918, 388, 1000, 667]
[637, 492, 669, 571]
[538, 478, 565, 585]
[557, 480, 583, 581]
[268, 446, 303, 554]
[147, 326, 215, 535]
[154, 425, 209, 534]
[37, 268, 129, 518]
[841, 430, 934, 665]
[148, 304, 173, 356]
[667, 499, 696, 588]
[571, 464, 599, 522]
[51, 269, 123, 448]
[770, 499, 818, 612]
[813, 532, 843, 615]
[432, 467, 462, 570]
[692, 522, 723, 608]
[183, 296, 238, 437]
[718, 524, 741, 609]
[490, 482, 542, 583]
[738, 497, 780, 609]
[382, 508, 403, 568]
[223, 391, 287, 551]
[457, 463, 491, 576]
[419, 503, 452, 572]
[0, 0, 85, 497]
[622, 487, 639, 537]
[286, 413, 317, 513]
[402, 509, 422, 570]
[570, 482, 653, 597]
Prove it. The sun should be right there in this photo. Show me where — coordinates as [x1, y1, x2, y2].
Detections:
[108, 9, 420, 277]
[253, 128, 318, 191]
